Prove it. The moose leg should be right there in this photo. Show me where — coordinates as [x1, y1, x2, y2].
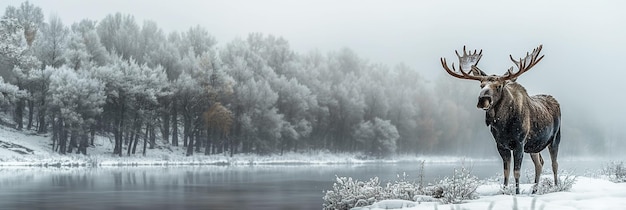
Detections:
[549, 130, 561, 186]
[512, 148, 524, 194]
[530, 153, 544, 193]
[497, 147, 511, 189]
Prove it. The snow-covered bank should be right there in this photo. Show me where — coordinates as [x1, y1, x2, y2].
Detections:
[354, 177, 626, 210]
[0, 125, 499, 167]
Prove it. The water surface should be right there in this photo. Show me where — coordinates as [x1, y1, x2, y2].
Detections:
[0, 159, 603, 210]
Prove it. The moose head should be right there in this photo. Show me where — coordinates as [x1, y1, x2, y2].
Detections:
[440, 45, 544, 111]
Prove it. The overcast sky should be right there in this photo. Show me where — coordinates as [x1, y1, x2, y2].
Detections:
[1, 0, 625, 131]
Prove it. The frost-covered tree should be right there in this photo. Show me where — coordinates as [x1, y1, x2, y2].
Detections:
[360, 64, 391, 121]
[179, 25, 216, 57]
[71, 19, 109, 67]
[246, 33, 294, 76]
[431, 75, 485, 154]
[22, 14, 70, 131]
[48, 66, 105, 154]
[385, 64, 423, 154]
[92, 55, 168, 156]
[329, 74, 365, 151]
[0, 76, 24, 113]
[221, 38, 286, 154]
[138, 20, 165, 65]
[3, 1, 43, 47]
[33, 14, 68, 68]
[296, 51, 333, 149]
[242, 33, 317, 153]
[97, 13, 139, 60]
[0, 17, 39, 130]
[354, 118, 399, 157]
[26, 67, 53, 133]
[274, 76, 316, 153]
[203, 102, 233, 155]
[150, 41, 180, 144]
[232, 78, 282, 154]
[64, 31, 90, 70]
[172, 49, 232, 156]
[0, 18, 35, 67]
[171, 72, 204, 155]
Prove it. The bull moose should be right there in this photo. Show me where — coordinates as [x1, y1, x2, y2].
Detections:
[440, 45, 561, 194]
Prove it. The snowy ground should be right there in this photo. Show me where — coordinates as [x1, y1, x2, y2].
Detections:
[355, 177, 626, 210]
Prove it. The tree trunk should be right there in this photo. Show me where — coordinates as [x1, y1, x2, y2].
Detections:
[229, 136, 234, 157]
[186, 131, 194, 156]
[130, 115, 141, 155]
[37, 96, 47, 133]
[194, 128, 202, 153]
[68, 127, 78, 154]
[142, 125, 148, 156]
[113, 102, 125, 156]
[113, 122, 122, 155]
[124, 128, 131, 146]
[90, 127, 95, 146]
[78, 130, 88, 155]
[280, 141, 285, 156]
[131, 128, 140, 155]
[27, 99, 34, 130]
[205, 128, 211, 155]
[161, 105, 170, 143]
[293, 140, 298, 153]
[15, 99, 24, 130]
[51, 117, 58, 152]
[59, 119, 68, 155]
[149, 124, 156, 149]
[183, 114, 190, 147]
[171, 100, 178, 146]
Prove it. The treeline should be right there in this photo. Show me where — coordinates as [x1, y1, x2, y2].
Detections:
[0, 2, 603, 157]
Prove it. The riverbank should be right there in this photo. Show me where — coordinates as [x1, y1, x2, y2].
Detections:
[0, 125, 499, 167]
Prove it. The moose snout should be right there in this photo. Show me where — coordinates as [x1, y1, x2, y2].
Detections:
[477, 96, 492, 110]
[477, 87, 493, 110]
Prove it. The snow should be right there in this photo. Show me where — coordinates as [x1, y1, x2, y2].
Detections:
[1, 126, 625, 210]
[352, 178, 626, 210]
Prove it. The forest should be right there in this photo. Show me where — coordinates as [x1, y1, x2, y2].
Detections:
[0, 2, 605, 158]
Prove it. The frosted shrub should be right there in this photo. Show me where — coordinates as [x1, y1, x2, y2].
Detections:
[323, 164, 481, 209]
[603, 161, 626, 183]
[534, 171, 577, 195]
[322, 174, 425, 210]
[385, 173, 419, 201]
[438, 167, 479, 204]
[323, 176, 385, 210]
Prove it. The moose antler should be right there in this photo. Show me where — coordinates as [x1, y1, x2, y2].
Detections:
[440, 46, 485, 81]
[502, 45, 545, 81]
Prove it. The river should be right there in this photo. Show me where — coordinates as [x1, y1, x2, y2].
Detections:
[0, 159, 605, 210]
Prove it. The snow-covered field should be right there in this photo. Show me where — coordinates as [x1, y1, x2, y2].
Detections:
[355, 177, 626, 210]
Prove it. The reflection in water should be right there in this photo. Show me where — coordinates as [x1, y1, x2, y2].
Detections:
[0, 160, 603, 210]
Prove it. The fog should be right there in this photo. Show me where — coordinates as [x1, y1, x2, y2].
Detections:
[1, 0, 625, 157]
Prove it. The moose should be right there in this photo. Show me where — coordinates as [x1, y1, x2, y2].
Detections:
[440, 45, 561, 194]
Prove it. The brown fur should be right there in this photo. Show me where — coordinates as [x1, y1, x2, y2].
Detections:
[483, 80, 561, 194]
[442, 45, 560, 194]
